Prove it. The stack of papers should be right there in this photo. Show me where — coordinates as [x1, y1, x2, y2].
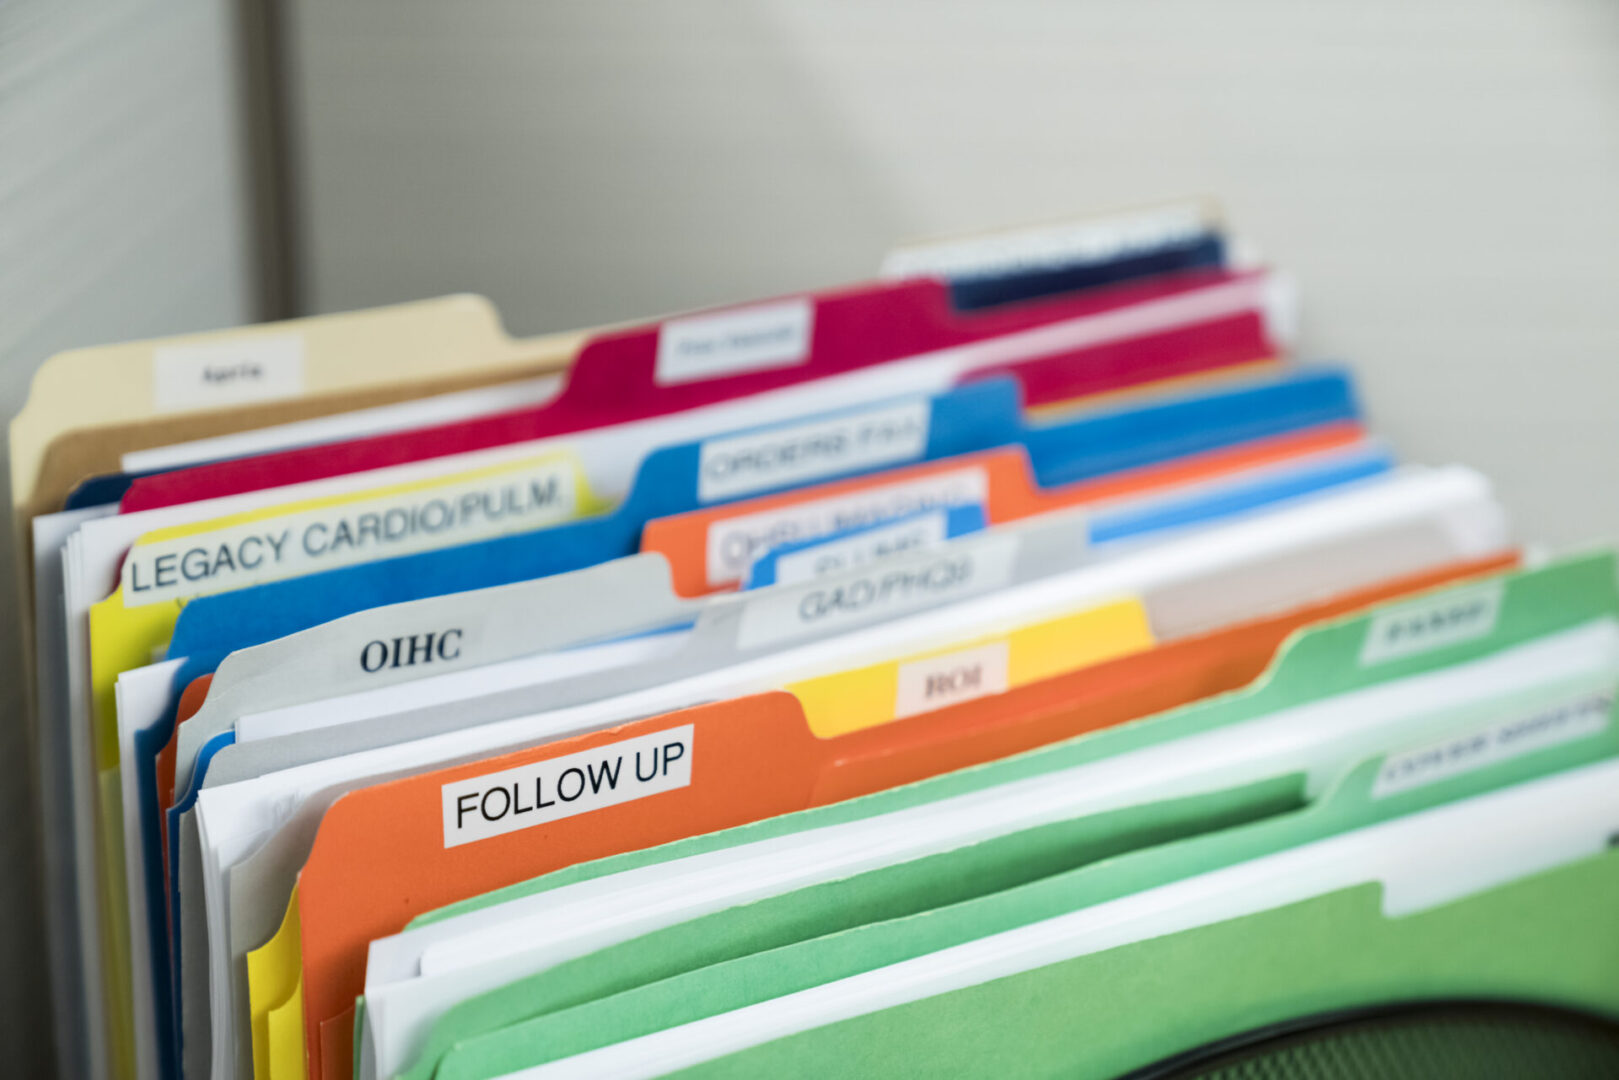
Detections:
[11, 199, 1618, 1080]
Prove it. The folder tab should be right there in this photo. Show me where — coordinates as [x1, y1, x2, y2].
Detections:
[784, 597, 1155, 737]
[119, 454, 603, 606]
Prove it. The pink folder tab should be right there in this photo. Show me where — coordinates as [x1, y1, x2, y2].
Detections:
[120, 268, 1276, 512]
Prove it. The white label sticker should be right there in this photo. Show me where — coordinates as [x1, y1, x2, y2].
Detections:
[656, 299, 813, 385]
[705, 467, 989, 588]
[698, 399, 931, 504]
[1358, 582, 1504, 666]
[894, 641, 1011, 719]
[152, 335, 306, 414]
[880, 203, 1209, 281]
[769, 510, 952, 586]
[442, 725, 694, 847]
[736, 532, 1020, 651]
[1372, 691, 1612, 799]
[121, 460, 580, 605]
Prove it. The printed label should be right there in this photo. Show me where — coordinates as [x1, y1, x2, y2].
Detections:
[656, 299, 813, 385]
[304, 619, 485, 698]
[357, 628, 466, 674]
[442, 725, 694, 847]
[736, 532, 1019, 650]
[698, 399, 930, 504]
[894, 641, 1010, 719]
[1372, 691, 1612, 799]
[121, 458, 581, 605]
[880, 203, 1208, 281]
[1359, 582, 1504, 665]
[705, 467, 989, 588]
[770, 511, 951, 586]
[152, 334, 305, 414]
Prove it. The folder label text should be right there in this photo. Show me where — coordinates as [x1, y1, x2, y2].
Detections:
[441, 725, 694, 847]
[1372, 690, 1612, 799]
[737, 532, 1019, 649]
[770, 510, 951, 586]
[152, 334, 305, 413]
[121, 458, 581, 605]
[894, 641, 1011, 718]
[1358, 582, 1504, 666]
[359, 629, 463, 673]
[705, 467, 989, 586]
[657, 299, 813, 385]
[698, 399, 930, 502]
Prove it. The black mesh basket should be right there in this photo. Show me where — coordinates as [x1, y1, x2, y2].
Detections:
[1122, 1000, 1619, 1080]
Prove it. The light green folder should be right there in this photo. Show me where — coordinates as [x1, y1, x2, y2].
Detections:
[434, 707, 1619, 1080]
[371, 552, 1619, 1080]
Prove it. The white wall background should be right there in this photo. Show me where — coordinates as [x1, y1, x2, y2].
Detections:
[285, 0, 1619, 548]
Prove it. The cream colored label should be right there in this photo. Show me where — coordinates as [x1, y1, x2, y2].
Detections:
[442, 725, 694, 847]
[152, 334, 305, 413]
[656, 299, 813, 384]
[705, 467, 989, 588]
[894, 641, 1010, 718]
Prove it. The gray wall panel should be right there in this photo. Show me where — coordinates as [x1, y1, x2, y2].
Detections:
[1, 1, 256, 1072]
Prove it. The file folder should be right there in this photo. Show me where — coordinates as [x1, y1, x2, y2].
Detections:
[67, 296, 1249, 823]
[349, 554, 1610, 1080]
[91, 357, 1314, 902]
[66, 377, 565, 511]
[21, 194, 1615, 1080]
[110, 427, 1392, 1080]
[61, 262, 1279, 1073]
[149, 435, 1390, 1012]
[57, 245, 1276, 940]
[638, 366, 1360, 591]
[90, 455, 610, 1080]
[98, 378, 1022, 787]
[11, 295, 571, 574]
[183, 462, 1500, 800]
[74, 377, 1004, 1073]
[361, 549, 1511, 1080]
[156, 367, 1363, 811]
[222, 486, 1526, 1080]
[166, 435, 1393, 1001]
[465, 759, 1619, 1080]
[408, 690, 1619, 1080]
[13, 296, 578, 1080]
[120, 268, 1284, 512]
[157, 366, 1362, 729]
[65, 374, 1030, 956]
